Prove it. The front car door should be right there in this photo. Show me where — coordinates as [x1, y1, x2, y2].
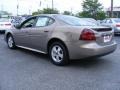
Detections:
[14, 17, 37, 47]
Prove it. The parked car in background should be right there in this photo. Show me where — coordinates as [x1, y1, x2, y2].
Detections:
[0, 18, 12, 32]
[101, 18, 120, 34]
[10, 16, 23, 26]
[97, 20, 103, 25]
[5, 14, 117, 66]
[10, 16, 31, 27]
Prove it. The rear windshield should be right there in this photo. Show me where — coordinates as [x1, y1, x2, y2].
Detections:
[0, 18, 9, 22]
[57, 15, 97, 26]
[113, 18, 120, 23]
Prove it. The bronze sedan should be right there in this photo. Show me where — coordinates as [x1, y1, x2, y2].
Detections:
[5, 14, 117, 66]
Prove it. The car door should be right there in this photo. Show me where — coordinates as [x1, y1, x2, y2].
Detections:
[13, 17, 37, 47]
[28, 16, 55, 52]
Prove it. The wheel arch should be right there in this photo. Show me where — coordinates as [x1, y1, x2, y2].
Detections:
[47, 38, 69, 56]
[6, 33, 13, 41]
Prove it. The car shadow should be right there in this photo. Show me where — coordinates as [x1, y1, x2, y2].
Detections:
[68, 57, 111, 69]
[15, 48, 111, 69]
[16, 48, 49, 61]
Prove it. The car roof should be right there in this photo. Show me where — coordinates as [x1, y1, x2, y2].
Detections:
[29, 14, 60, 18]
[28, 14, 79, 19]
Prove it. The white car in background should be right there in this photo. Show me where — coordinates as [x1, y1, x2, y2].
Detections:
[101, 18, 120, 35]
[0, 18, 13, 32]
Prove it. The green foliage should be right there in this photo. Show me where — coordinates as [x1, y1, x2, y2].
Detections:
[32, 8, 59, 15]
[42, 8, 59, 14]
[79, 0, 106, 20]
[63, 11, 71, 15]
[96, 11, 107, 20]
[32, 10, 43, 15]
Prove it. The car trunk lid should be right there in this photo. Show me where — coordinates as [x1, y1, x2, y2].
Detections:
[91, 26, 114, 45]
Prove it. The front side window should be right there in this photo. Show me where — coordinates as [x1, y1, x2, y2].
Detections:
[22, 18, 36, 28]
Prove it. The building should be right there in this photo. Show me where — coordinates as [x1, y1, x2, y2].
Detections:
[107, 7, 120, 18]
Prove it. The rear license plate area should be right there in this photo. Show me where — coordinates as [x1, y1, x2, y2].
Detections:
[103, 34, 112, 43]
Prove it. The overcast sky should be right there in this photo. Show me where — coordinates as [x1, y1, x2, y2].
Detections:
[0, 0, 120, 15]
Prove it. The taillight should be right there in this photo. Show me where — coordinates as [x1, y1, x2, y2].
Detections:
[116, 24, 120, 27]
[80, 29, 96, 41]
[5, 24, 11, 26]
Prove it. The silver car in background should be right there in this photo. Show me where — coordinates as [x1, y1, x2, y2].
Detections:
[5, 14, 117, 66]
[0, 18, 13, 32]
[101, 18, 120, 34]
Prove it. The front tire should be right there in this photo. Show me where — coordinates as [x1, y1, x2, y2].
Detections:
[7, 35, 16, 49]
[49, 42, 69, 66]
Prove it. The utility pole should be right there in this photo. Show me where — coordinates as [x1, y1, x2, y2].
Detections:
[39, 1, 41, 9]
[1, 4, 3, 11]
[17, 0, 19, 16]
[52, 0, 54, 9]
[29, 5, 31, 15]
[70, 8, 73, 15]
[111, 0, 113, 18]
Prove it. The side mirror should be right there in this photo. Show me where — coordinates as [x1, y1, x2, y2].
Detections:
[14, 24, 21, 29]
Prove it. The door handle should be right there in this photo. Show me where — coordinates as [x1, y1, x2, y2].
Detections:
[44, 31, 49, 32]
[25, 31, 29, 33]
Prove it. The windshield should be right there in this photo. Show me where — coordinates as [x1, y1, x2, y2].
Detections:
[113, 18, 120, 23]
[0, 18, 9, 22]
[57, 15, 97, 26]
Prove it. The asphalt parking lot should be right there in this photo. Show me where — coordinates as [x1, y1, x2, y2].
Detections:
[0, 34, 120, 90]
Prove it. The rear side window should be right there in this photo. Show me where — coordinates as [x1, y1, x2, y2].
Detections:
[57, 15, 97, 26]
[35, 17, 54, 27]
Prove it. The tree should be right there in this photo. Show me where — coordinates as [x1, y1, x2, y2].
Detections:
[96, 11, 107, 20]
[32, 8, 59, 15]
[63, 11, 71, 15]
[32, 10, 43, 15]
[42, 8, 59, 14]
[79, 0, 106, 20]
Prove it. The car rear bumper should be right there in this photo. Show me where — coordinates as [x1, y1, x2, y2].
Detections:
[0, 29, 5, 33]
[0, 26, 11, 31]
[66, 41, 117, 60]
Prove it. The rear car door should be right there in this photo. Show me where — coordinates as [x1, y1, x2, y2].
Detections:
[14, 17, 37, 47]
[28, 16, 55, 52]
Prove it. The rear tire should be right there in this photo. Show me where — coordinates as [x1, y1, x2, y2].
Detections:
[49, 42, 69, 66]
[7, 35, 16, 49]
